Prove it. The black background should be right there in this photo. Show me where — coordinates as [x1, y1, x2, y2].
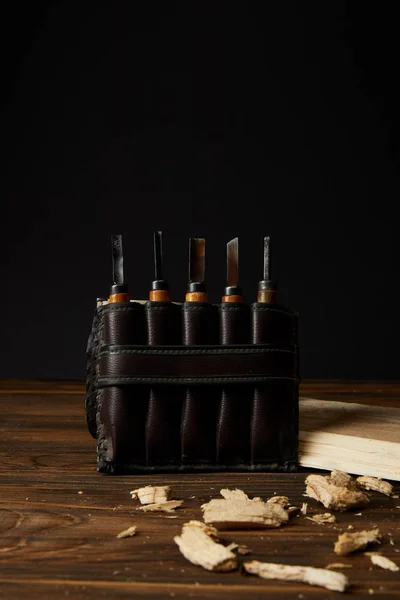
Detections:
[1, 2, 399, 380]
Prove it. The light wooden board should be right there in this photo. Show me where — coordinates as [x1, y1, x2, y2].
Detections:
[299, 398, 400, 481]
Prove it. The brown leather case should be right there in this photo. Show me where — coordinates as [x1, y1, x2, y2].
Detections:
[86, 299, 299, 474]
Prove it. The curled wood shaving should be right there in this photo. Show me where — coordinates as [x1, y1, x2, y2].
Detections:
[306, 512, 336, 525]
[325, 562, 353, 569]
[334, 528, 381, 556]
[174, 520, 237, 572]
[366, 553, 399, 572]
[243, 560, 349, 592]
[116, 525, 137, 539]
[301, 502, 308, 515]
[267, 495, 289, 507]
[356, 476, 393, 497]
[139, 500, 183, 513]
[201, 488, 289, 530]
[305, 470, 370, 511]
[130, 485, 171, 504]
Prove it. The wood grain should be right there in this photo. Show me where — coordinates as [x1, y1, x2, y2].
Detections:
[0, 381, 399, 599]
[299, 399, 400, 480]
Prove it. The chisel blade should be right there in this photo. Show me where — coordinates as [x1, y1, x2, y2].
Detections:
[153, 230, 164, 281]
[227, 237, 239, 287]
[189, 238, 205, 283]
[263, 235, 271, 281]
[111, 234, 125, 285]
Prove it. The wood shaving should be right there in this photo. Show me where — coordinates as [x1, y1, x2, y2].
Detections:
[287, 506, 300, 517]
[267, 495, 289, 507]
[301, 502, 308, 515]
[366, 553, 399, 572]
[334, 528, 381, 556]
[225, 542, 238, 552]
[116, 525, 137, 539]
[243, 560, 349, 592]
[130, 485, 171, 504]
[201, 488, 289, 530]
[225, 542, 251, 555]
[305, 470, 370, 511]
[139, 500, 183, 513]
[356, 476, 393, 497]
[325, 562, 353, 569]
[174, 520, 237, 572]
[306, 512, 336, 525]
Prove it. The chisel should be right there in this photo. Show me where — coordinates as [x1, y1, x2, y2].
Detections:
[217, 237, 250, 464]
[109, 234, 130, 303]
[145, 231, 181, 465]
[251, 235, 281, 468]
[257, 236, 277, 304]
[181, 237, 218, 465]
[103, 234, 147, 469]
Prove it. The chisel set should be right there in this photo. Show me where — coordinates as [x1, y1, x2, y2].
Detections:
[86, 233, 299, 474]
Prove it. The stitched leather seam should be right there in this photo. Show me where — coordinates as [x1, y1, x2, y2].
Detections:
[100, 348, 295, 356]
[99, 375, 298, 384]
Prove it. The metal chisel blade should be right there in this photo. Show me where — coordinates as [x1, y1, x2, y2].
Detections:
[111, 234, 125, 285]
[227, 237, 239, 287]
[189, 238, 205, 283]
[263, 236, 271, 281]
[153, 230, 164, 281]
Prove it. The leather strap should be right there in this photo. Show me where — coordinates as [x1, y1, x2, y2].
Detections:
[98, 344, 297, 386]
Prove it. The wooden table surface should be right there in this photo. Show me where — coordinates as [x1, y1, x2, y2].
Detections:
[0, 381, 399, 600]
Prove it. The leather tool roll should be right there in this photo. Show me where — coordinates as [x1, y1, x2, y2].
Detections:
[181, 302, 219, 466]
[145, 302, 182, 465]
[86, 299, 299, 474]
[216, 303, 251, 465]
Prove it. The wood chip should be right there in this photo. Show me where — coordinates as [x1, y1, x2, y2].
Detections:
[334, 528, 381, 556]
[201, 488, 289, 530]
[237, 545, 251, 555]
[267, 495, 289, 507]
[139, 500, 183, 513]
[116, 525, 137, 539]
[130, 485, 171, 504]
[301, 502, 308, 515]
[306, 512, 336, 524]
[174, 520, 237, 572]
[325, 563, 353, 569]
[243, 560, 349, 592]
[356, 476, 393, 497]
[305, 470, 370, 511]
[366, 553, 399, 572]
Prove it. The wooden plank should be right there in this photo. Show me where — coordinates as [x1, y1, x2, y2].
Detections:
[299, 398, 400, 480]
